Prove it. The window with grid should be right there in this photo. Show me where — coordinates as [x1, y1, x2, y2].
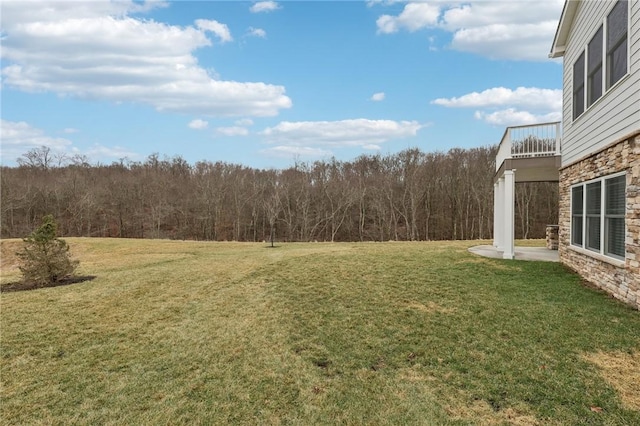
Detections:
[587, 26, 603, 106]
[607, 0, 628, 89]
[586, 181, 602, 252]
[570, 173, 626, 260]
[571, 0, 628, 121]
[571, 186, 583, 245]
[573, 52, 585, 120]
[605, 175, 625, 258]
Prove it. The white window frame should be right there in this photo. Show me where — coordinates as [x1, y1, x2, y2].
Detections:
[587, 25, 603, 107]
[571, 185, 584, 246]
[572, 0, 630, 121]
[570, 171, 627, 263]
[606, 0, 629, 89]
[573, 52, 585, 120]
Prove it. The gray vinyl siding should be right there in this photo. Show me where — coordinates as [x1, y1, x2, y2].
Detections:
[561, 0, 640, 167]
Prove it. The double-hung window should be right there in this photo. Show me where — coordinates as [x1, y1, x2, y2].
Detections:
[570, 173, 626, 260]
[571, 186, 584, 245]
[587, 26, 603, 106]
[605, 175, 626, 257]
[573, 53, 585, 119]
[586, 181, 602, 251]
[607, 0, 628, 88]
[572, 0, 628, 120]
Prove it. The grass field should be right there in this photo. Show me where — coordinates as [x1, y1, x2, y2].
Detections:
[1, 238, 639, 425]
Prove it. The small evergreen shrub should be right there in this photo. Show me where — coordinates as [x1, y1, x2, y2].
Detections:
[17, 215, 78, 287]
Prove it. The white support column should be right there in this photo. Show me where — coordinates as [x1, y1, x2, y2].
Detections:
[503, 170, 515, 259]
[493, 182, 499, 247]
[496, 177, 505, 251]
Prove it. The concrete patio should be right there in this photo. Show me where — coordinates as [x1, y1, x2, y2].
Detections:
[469, 245, 559, 262]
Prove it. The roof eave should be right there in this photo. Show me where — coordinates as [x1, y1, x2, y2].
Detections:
[549, 46, 566, 59]
[550, 0, 580, 59]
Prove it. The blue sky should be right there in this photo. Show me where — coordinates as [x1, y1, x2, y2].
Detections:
[1, 0, 564, 169]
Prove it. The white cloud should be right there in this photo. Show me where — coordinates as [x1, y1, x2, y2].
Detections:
[367, 0, 404, 7]
[85, 144, 140, 161]
[63, 128, 79, 134]
[371, 92, 385, 102]
[250, 1, 280, 13]
[188, 119, 209, 130]
[216, 126, 250, 136]
[258, 118, 407, 158]
[0, 119, 142, 165]
[0, 0, 169, 24]
[247, 27, 267, 38]
[0, 119, 72, 163]
[261, 119, 423, 148]
[375, 0, 564, 61]
[377, 3, 440, 34]
[432, 86, 561, 127]
[1, 1, 292, 117]
[235, 118, 254, 127]
[261, 146, 332, 159]
[474, 109, 562, 126]
[451, 22, 559, 61]
[439, 1, 563, 31]
[432, 87, 562, 111]
[363, 144, 382, 151]
[195, 19, 233, 43]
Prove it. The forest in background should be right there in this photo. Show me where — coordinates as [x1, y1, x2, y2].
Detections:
[1, 146, 558, 242]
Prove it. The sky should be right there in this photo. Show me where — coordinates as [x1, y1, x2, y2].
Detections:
[0, 0, 565, 169]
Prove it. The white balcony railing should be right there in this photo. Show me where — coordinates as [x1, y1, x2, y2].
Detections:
[495, 122, 561, 171]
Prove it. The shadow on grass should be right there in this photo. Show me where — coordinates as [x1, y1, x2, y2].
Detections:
[1, 275, 97, 293]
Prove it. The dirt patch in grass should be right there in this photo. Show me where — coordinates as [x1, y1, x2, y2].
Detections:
[398, 366, 437, 383]
[445, 398, 540, 425]
[1, 275, 96, 293]
[583, 350, 640, 411]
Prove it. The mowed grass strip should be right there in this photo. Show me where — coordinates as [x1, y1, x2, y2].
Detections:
[1, 238, 639, 425]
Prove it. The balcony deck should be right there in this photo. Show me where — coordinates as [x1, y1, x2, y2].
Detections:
[493, 122, 562, 259]
[494, 122, 562, 183]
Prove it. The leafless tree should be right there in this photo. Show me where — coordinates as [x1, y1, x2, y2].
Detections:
[2, 145, 558, 243]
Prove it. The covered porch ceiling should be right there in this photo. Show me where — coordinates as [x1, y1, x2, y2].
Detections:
[494, 155, 561, 183]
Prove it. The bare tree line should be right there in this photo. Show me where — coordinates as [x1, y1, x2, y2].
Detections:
[1, 146, 558, 242]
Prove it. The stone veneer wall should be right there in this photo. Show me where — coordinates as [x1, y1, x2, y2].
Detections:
[558, 132, 640, 310]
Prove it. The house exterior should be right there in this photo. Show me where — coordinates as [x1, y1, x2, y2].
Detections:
[550, 0, 639, 308]
[494, 0, 639, 309]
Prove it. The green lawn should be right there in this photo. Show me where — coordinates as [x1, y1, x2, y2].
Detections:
[1, 238, 638, 425]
